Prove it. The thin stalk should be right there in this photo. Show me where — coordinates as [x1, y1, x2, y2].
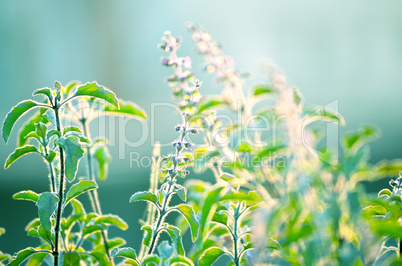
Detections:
[233, 203, 241, 266]
[53, 106, 65, 266]
[147, 182, 174, 255]
[80, 119, 110, 258]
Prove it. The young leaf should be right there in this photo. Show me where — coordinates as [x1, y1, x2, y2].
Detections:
[38, 226, 54, 246]
[2, 100, 42, 144]
[5, 145, 39, 169]
[198, 247, 226, 266]
[8, 247, 38, 266]
[211, 211, 229, 227]
[72, 82, 119, 108]
[55, 136, 85, 182]
[174, 184, 187, 202]
[342, 125, 380, 152]
[112, 247, 137, 260]
[25, 250, 49, 266]
[43, 110, 56, 126]
[141, 225, 153, 247]
[94, 146, 112, 180]
[36, 192, 59, 230]
[18, 108, 49, 147]
[174, 204, 200, 242]
[164, 225, 185, 255]
[65, 180, 98, 205]
[83, 224, 107, 238]
[32, 87, 53, 102]
[103, 100, 147, 120]
[60, 251, 81, 265]
[130, 191, 158, 206]
[196, 97, 227, 114]
[95, 214, 128, 230]
[221, 191, 262, 205]
[378, 189, 392, 198]
[63, 126, 82, 135]
[13, 190, 39, 203]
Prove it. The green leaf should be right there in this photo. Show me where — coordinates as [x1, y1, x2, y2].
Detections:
[56, 136, 85, 182]
[70, 199, 86, 215]
[5, 145, 39, 169]
[371, 220, 402, 239]
[130, 191, 158, 206]
[38, 226, 54, 246]
[18, 108, 49, 147]
[60, 251, 81, 265]
[36, 192, 59, 230]
[72, 82, 119, 108]
[0, 227, 5, 237]
[212, 211, 229, 226]
[13, 190, 39, 203]
[174, 184, 187, 202]
[141, 225, 153, 247]
[64, 81, 80, 95]
[33, 87, 53, 102]
[257, 143, 287, 159]
[112, 247, 137, 260]
[196, 97, 228, 114]
[174, 204, 200, 242]
[89, 251, 113, 266]
[103, 100, 147, 120]
[8, 247, 38, 266]
[43, 110, 56, 125]
[95, 214, 128, 230]
[199, 247, 226, 266]
[25, 251, 49, 266]
[2, 100, 41, 144]
[375, 159, 402, 177]
[63, 126, 82, 135]
[169, 256, 194, 266]
[303, 105, 346, 126]
[94, 146, 112, 180]
[157, 240, 174, 259]
[164, 225, 185, 255]
[251, 84, 276, 97]
[65, 180, 98, 205]
[221, 191, 262, 205]
[342, 125, 380, 152]
[83, 224, 107, 238]
[378, 188, 392, 198]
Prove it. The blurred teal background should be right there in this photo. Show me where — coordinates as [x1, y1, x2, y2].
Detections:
[0, 0, 401, 255]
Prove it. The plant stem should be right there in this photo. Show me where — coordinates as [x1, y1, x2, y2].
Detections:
[53, 106, 65, 266]
[80, 119, 110, 258]
[147, 182, 173, 255]
[233, 203, 240, 266]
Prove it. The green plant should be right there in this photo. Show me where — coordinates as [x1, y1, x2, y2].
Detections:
[2, 82, 144, 265]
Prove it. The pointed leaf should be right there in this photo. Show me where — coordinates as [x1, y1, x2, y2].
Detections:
[199, 247, 225, 266]
[36, 192, 59, 230]
[174, 184, 187, 202]
[65, 180, 98, 205]
[164, 225, 185, 255]
[104, 100, 147, 120]
[94, 146, 111, 180]
[8, 248, 41, 266]
[174, 204, 199, 242]
[72, 82, 119, 108]
[5, 145, 39, 169]
[2, 100, 41, 143]
[130, 191, 158, 206]
[169, 256, 194, 266]
[378, 188, 392, 198]
[196, 97, 227, 114]
[25, 251, 49, 266]
[141, 225, 153, 247]
[18, 108, 49, 147]
[13, 190, 39, 203]
[83, 224, 107, 238]
[112, 247, 137, 260]
[63, 126, 82, 135]
[56, 136, 85, 182]
[95, 214, 128, 230]
[33, 87, 52, 102]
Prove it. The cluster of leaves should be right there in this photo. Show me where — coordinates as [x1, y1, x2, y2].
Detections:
[2, 81, 146, 265]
